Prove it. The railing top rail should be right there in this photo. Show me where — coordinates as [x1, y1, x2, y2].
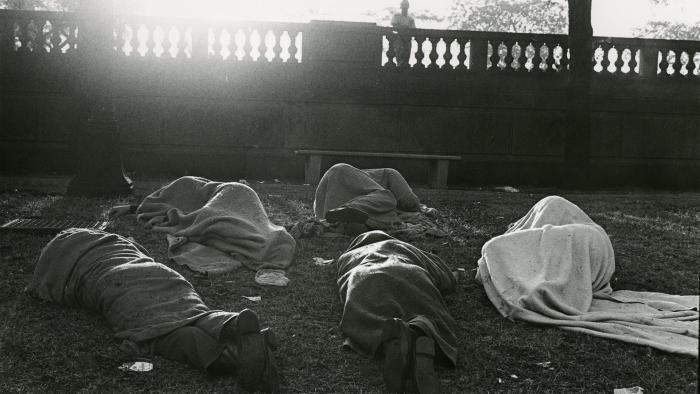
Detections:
[378, 25, 568, 42]
[593, 35, 700, 48]
[113, 14, 308, 31]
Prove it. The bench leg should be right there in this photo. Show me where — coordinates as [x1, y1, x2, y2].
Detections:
[305, 155, 322, 185]
[428, 160, 449, 189]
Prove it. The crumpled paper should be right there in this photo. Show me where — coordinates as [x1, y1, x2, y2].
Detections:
[614, 387, 644, 394]
[312, 257, 334, 266]
[255, 269, 290, 286]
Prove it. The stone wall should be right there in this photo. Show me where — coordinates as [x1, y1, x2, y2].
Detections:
[1, 11, 698, 187]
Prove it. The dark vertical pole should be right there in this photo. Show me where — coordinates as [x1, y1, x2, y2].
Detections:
[564, 0, 592, 188]
[68, 0, 133, 196]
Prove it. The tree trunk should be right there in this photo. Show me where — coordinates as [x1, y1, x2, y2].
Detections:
[564, 0, 592, 188]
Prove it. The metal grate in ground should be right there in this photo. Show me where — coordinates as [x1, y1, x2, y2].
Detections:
[0, 218, 109, 233]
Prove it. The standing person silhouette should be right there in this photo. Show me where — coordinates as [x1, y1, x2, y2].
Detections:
[391, 0, 416, 66]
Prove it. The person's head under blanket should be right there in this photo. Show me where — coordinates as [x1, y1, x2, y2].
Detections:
[335, 230, 458, 393]
[314, 163, 435, 232]
[28, 228, 280, 392]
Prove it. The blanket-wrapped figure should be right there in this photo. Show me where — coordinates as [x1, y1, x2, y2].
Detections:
[28, 228, 279, 392]
[314, 163, 434, 231]
[477, 196, 699, 357]
[136, 176, 296, 275]
[336, 230, 458, 393]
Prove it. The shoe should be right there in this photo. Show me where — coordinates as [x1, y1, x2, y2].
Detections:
[411, 337, 439, 394]
[325, 206, 368, 224]
[222, 309, 280, 393]
[379, 318, 413, 393]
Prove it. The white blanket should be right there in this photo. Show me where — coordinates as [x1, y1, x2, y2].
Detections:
[477, 196, 698, 357]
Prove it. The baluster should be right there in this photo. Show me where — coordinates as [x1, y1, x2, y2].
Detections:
[385, 33, 397, 67]
[487, 41, 499, 71]
[250, 29, 262, 61]
[262, 30, 274, 62]
[516, 41, 527, 72]
[51, 20, 63, 54]
[413, 35, 425, 68]
[672, 49, 684, 76]
[16, 20, 28, 53]
[620, 48, 634, 75]
[502, 40, 514, 71]
[443, 38, 453, 69]
[545, 43, 556, 72]
[287, 30, 299, 63]
[271, 29, 282, 62]
[425, 37, 437, 69]
[599, 44, 610, 74]
[211, 27, 222, 59]
[614, 46, 625, 75]
[71, 22, 80, 52]
[175, 24, 186, 58]
[559, 44, 569, 72]
[658, 49, 669, 76]
[455, 37, 467, 70]
[240, 28, 251, 61]
[146, 24, 155, 57]
[685, 51, 697, 77]
[531, 41, 542, 72]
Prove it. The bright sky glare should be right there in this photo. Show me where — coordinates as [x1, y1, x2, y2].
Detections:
[137, 0, 700, 38]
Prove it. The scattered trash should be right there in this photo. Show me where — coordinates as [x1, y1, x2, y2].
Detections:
[273, 179, 281, 183]
[455, 268, 467, 283]
[497, 378, 503, 384]
[119, 361, 153, 372]
[614, 387, 644, 394]
[535, 361, 551, 368]
[255, 269, 290, 286]
[495, 186, 519, 193]
[241, 295, 262, 302]
[238, 179, 250, 186]
[312, 257, 334, 266]
[510, 374, 518, 379]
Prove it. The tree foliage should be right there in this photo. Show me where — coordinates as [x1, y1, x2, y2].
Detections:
[0, 0, 76, 11]
[447, 0, 568, 34]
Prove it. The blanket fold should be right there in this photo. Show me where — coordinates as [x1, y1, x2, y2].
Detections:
[136, 176, 296, 274]
[477, 196, 698, 357]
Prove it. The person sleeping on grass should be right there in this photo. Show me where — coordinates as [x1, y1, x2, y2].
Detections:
[27, 228, 280, 392]
[314, 163, 436, 234]
[477, 195, 699, 357]
[335, 230, 458, 393]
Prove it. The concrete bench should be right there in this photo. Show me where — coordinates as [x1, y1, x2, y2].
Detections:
[294, 150, 462, 189]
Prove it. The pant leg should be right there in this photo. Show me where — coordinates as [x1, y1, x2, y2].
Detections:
[152, 326, 224, 372]
[364, 168, 420, 212]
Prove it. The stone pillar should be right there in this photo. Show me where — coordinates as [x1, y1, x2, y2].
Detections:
[68, 0, 133, 196]
[469, 37, 489, 72]
[563, 0, 592, 188]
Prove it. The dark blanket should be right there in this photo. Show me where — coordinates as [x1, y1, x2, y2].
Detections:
[28, 228, 231, 345]
[336, 231, 458, 366]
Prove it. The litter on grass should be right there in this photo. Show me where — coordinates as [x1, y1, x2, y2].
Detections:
[241, 296, 262, 302]
[255, 269, 290, 286]
[119, 361, 153, 372]
[312, 257, 334, 266]
[614, 387, 644, 394]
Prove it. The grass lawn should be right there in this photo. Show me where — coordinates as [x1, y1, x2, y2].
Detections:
[0, 179, 698, 393]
